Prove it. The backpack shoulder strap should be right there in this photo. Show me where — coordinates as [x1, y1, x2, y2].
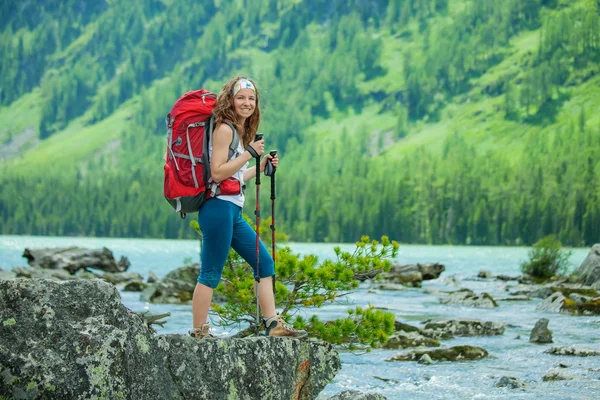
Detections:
[222, 120, 240, 160]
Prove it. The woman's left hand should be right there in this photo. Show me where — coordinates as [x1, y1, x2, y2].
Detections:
[261, 153, 278, 172]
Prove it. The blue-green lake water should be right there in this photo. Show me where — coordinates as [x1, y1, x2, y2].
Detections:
[1, 236, 598, 399]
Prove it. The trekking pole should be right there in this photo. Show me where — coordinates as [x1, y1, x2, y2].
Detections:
[253, 134, 263, 336]
[265, 150, 278, 295]
[265, 151, 278, 260]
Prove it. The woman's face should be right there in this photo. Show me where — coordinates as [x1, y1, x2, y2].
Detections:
[233, 88, 256, 120]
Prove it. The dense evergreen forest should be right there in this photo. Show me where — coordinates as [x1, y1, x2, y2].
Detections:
[0, 0, 599, 246]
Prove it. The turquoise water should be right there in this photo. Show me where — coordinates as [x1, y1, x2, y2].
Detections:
[1, 236, 598, 399]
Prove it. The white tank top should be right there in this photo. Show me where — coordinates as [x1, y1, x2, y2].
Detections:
[208, 130, 247, 208]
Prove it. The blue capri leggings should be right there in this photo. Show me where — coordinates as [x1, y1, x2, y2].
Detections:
[197, 198, 274, 288]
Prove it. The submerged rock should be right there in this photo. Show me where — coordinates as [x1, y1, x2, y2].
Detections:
[542, 370, 575, 381]
[22, 246, 130, 274]
[0, 279, 340, 399]
[328, 390, 387, 400]
[529, 318, 553, 344]
[385, 345, 488, 362]
[496, 376, 525, 389]
[421, 318, 506, 339]
[545, 346, 600, 357]
[439, 289, 498, 308]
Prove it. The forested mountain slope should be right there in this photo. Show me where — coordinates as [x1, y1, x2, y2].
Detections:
[0, 0, 598, 245]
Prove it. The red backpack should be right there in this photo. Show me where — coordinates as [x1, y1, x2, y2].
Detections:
[163, 89, 241, 217]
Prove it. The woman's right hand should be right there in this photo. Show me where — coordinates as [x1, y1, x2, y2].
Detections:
[247, 139, 265, 157]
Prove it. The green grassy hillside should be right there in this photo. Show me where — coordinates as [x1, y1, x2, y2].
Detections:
[0, 0, 599, 245]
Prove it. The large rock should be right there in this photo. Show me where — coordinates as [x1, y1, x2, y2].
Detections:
[22, 247, 130, 274]
[0, 279, 340, 399]
[421, 318, 506, 339]
[439, 289, 498, 308]
[381, 263, 445, 287]
[573, 244, 600, 286]
[385, 346, 488, 362]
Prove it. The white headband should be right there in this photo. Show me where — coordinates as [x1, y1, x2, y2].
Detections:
[233, 79, 255, 96]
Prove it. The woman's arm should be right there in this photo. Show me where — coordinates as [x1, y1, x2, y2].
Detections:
[210, 124, 253, 182]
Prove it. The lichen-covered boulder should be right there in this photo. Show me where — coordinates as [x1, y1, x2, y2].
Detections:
[0, 279, 340, 400]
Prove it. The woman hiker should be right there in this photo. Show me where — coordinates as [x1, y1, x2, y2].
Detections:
[190, 76, 307, 339]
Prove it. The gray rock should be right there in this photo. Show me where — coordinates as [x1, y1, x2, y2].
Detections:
[12, 265, 78, 280]
[143, 264, 200, 304]
[147, 271, 159, 283]
[375, 283, 407, 291]
[536, 292, 568, 313]
[0, 279, 340, 399]
[439, 289, 498, 308]
[381, 263, 445, 287]
[529, 318, 553, 344]
[545, 346, 600, 357]
[328, 390, 387, 400]
[573, 244, 600, 286]
[496, 376, 524, 389]
[422, 318, 506, 339]
[103, 271, 144, 285]
[386, 345, 488, 362]
[123, 281, 148, 292]
[22, 247, 130, 274]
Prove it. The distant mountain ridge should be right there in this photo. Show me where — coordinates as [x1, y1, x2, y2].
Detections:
[0, 0, 599, 246]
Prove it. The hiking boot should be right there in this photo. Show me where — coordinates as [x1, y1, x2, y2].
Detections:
[189, 323, 215, 339]
[264, 316, 308, 338]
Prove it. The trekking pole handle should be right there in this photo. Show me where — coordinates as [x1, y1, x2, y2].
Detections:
[254, 134, 263, 185]
[268, 150, 277, 200]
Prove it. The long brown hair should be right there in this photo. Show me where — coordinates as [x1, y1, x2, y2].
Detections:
[213, 76, 261, 148]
